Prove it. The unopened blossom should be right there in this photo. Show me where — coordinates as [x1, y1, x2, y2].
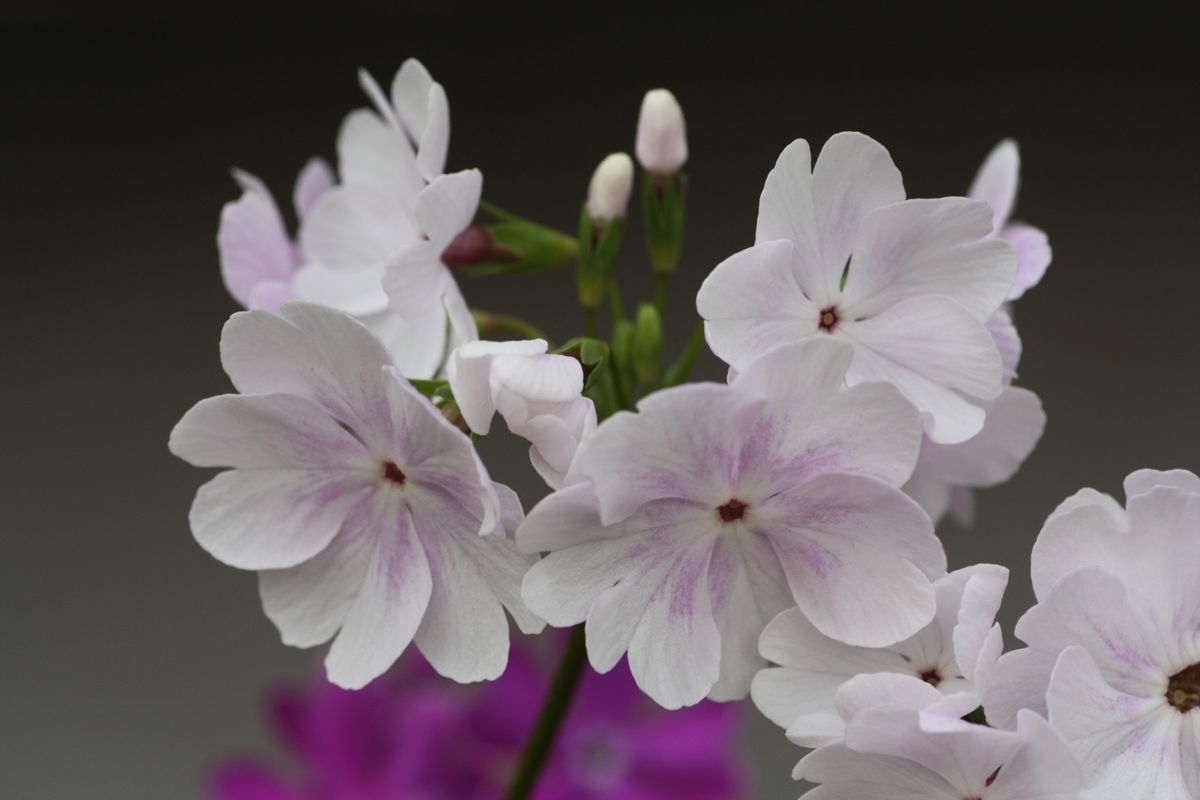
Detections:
[969, 139, 1053, 300]
[752, 564, 1006, 747]
[295, 60, 477, 378]
[209, 642, 746, 800]
[217, 159, 334, 312]
[635, 89, 687, 175]
[698, 132, 1017, 444]
[446, 339, 597, 489]
[796, 706, 1082, 799]
[518, 338, 945, 709]
[984, 469, 1200, 799]
[169, 302, 542, 689]
[586, 153, 634, 224]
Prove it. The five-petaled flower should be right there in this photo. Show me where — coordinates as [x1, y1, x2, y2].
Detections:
[698, 132, 1017, 444]
[984, 469, 1200, 799]
[517, 338, 945, 709]
[169, 302, 543, 690]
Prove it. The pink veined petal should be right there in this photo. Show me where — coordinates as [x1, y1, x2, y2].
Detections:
[845, 706, 1020, 797]
[840, 197, 1016, 321]
[189, 468, 373, 571]
[1000, 222, 1052, 300]
[169, 393, 372, 470]
[984, 710, 1083, 800]
[335, 107, 422, 199]
[842, 294, 1004, 444]
[987, 309, 1022, 382]
[299, 182, 418, 275]
[515, 481, 614, 554]
[257, 489, 385, 647]
[414, 169, 481, 249]
[967, 139, 1019, 233]
[291, 261, 389, 316]
[247, 280, 297, 313]
[1015, 568, 1166, 696]
[810, 132, 907, 296]
[760, 472, 943, 647]
[1183, 712, 1200, 798]
[982, 647, 1058, 730]
[1047, 646, 1191, 800]
[292, 157, 335, 221]
[753, 139, 831, 305]
[697, 239, 821, 371]
[324, 496, 432, 689]
[626, 541, 721, 709]
[381, 368, 498, 537]
[795, 743, 960, 798]
[218, 176, 297, 308]
[574, 383, 769, 525]
[219, 303, 396, 447]
[913, 386, 1046, 487]
[730, 337, 853, 406]
[704, 532, 792, 702]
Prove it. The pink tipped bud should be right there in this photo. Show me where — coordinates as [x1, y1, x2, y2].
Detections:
[635, 89, 688, 175]
[586, 152, 634, 224]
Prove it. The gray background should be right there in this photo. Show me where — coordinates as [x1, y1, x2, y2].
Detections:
[3, 10, 1196, 799]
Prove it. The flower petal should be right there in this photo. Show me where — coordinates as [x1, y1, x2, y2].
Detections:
[967, 139, 1019, 233]
[1029, 487, 1130, 601]
[299, 183, 417, 276]
[841, 197, 1016, 321]
[324, 498, 431, 689]
[335, 107, 422, 198]
[218, 174, 296, 308]
[843, 294, 1003, 443]
[414, 169, 480, 248]
[982, 646, 1058, 730]
[389, 59, 449, 181]
[985, 709, 1083, 800]
[1001, 222, 1052, 300]
[761, 472, 942, 646]
[292, 157, 335, 221]
[795, 743, 959, 798]
[697, 239, 820, 371]
[754, 139, 832, 304]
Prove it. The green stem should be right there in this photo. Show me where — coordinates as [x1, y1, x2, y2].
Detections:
[654, 273, 669, 317]
[583, 307, 598, 339]
[608, 280, 626, 328]
[473, 310, 548, 341]
[504, 626, 589, 800]
[478, 199, 523, 223]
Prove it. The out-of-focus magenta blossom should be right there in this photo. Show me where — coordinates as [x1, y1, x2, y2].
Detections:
[208, 643, 747, 800]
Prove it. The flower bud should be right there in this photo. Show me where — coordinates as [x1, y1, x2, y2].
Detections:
[635, 89, 688, 176]
[633, 303, 663, 386]
[586, 153, 634, 225]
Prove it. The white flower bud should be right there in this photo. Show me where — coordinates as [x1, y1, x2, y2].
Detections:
[586, 152, 634, 224]
[635, 89, 688, 175]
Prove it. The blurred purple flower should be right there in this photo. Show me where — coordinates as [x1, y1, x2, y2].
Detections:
[208, 639, 747, 800]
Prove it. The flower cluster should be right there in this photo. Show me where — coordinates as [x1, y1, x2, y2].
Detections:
[174, 57, 1197, 799]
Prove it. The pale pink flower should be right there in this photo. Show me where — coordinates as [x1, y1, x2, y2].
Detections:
[752, 564, 1006, 747]
[586, 153, 635, 224]
[635, 89, 687, 176]
[985, 469, 1200, 799]
[698, 132, 1017, 444]
[169, 302, 542, 689]
[517, 338, 944, 709]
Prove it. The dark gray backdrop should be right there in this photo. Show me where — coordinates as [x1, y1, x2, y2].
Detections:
[3, 10, 1196, 799]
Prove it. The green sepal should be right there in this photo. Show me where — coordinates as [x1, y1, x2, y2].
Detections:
[409, 379, 450, 398]
[641, 171, 686, 276]
[554, 337, 611, 392]
[577, 203, 626, 309]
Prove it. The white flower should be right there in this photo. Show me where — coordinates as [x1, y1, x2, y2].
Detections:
[516, 338, 944, 709]
[586, 152, 634, 224]
[217, 159, 334, 312]
[697, 132, 1017, 444]
[984, 469, 1200, 799]
[752, 564, 1007, 747]
[797, 706, 1082, 800]
[295, 59, 478, 378]
[446, 339, 597, 489]
[168, 302, 543, 689]
[969, 139, 1052, 300]
[635, 89, 687, 175]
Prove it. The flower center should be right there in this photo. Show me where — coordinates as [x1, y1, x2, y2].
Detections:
[919, 667, 943, 688]
[381, 461, 407, 486]
[818, 305, 839, 333]
[716, 499, 748, 523]
[1167, 662, 1200, 712]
